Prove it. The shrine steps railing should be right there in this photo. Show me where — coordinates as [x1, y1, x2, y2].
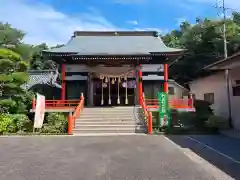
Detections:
[144, 98, 195, 111]
[31, 94, 85, 135]
[140, 96, 195, 134]
[32, 99, 79, 110]
[68, 94, 84, 135]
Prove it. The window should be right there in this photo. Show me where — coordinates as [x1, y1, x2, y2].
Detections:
[233, 86, 240, 96]
[235, 80, 240, 85]
[168, 87, 175, 95]
[204, 93, 214, 104]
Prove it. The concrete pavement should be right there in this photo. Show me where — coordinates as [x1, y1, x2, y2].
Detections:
[167, 134, 240, 179]
[0, 135, 236, 180]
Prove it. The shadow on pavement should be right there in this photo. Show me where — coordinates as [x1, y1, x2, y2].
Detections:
[165, 135, 240, 180]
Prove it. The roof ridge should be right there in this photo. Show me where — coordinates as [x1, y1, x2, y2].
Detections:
[73, 31, 159, 37]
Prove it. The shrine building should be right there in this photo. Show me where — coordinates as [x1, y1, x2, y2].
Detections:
[42, 31, 184, 107]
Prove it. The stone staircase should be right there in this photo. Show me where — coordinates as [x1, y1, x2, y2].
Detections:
[73, 106, 146, 135]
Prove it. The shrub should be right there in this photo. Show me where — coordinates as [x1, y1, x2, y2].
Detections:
[194, 100, 213, 118]
[0, 99, 17, 113]
[0, 114, 32, 134]
[178, 111, 197, 128]
[11, 114, 32, 132]
[0, 114, 13, 134]
[194, 100, 213, 127]
[205, 115, 229, 129]
[41, 113, 67, 133]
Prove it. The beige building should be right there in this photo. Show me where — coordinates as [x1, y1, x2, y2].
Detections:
[142, 76, 189, 100]
[189, 52, 240, 130]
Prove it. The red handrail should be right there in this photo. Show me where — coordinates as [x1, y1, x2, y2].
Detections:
[32, 99, 79, 109]
[68, 94, 84, 135]
[140, 96, 153, 134]
[141, 95, 194, 134]
[72, 95, 84, 128]
[144, 98, 193, 109]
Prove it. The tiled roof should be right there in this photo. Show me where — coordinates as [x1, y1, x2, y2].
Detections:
[44, 31, 184, 55]
[203, 51, 240, 70]
[21, 70, 61, 90]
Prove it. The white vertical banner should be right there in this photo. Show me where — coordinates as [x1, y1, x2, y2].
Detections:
[34, 93, 45, 129]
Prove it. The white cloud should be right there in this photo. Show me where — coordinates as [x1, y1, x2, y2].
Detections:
[0, 0, 118, 46]
[0, 0, 167, 45]
[127, 20, 139, 25]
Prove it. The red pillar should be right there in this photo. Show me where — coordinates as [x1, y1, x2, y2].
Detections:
[148, 111, 153, 134]
[32, 97, 36, 109]
[138, 65, 143, 106]
[68, 115, 73, 135]
[163, 64, 168, 93]
[188, 93, 194, 108]
[61, 64, 66, 100]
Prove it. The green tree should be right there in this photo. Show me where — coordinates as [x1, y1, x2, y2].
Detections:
[30, 43, 57, 70]
[163, 13, 240, 84]
[0, 48, 29, 113]
[0, 22, 25, 47]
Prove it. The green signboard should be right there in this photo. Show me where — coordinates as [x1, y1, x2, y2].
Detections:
[158, 92, 169, 127]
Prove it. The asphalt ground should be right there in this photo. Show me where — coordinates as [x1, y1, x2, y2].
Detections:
[0, 134, 238, 180]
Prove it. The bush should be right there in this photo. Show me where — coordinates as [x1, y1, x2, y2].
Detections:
[0, 114, 13, 134]
[178, 111, 197, 128]
[205, 115, 229, 129]
[11, 114, 32, 132]
[0, 99, 17, 113]
[41, 113, 67, 133]
[194, 100, 213, 127]
[194, 100, 213, 117]
[0, 114, 32, 134]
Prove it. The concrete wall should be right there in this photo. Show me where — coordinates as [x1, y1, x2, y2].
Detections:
[169, 82, 189, 100]
[229, 68, 240, 129]
[189, 68, 240, 130]
[143, 81, 188, 100]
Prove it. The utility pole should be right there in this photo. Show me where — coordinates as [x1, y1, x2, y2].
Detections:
[222, 0, 228, 59]
[215, 0, 232, 128]
[214, 0, 228, 58]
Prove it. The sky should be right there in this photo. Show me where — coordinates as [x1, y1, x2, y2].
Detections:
[0, 0, 239, 45]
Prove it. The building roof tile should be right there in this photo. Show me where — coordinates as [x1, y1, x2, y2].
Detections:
[44, 31, 184, 55]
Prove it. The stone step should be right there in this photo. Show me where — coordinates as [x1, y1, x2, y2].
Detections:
[75, 124, 136, 128]
[80, 113, 134, 116]
[74, 125, 145, 130]
[79, 115, 135, 119]
[72, 106, 146, 135]
[82, 109, 134, 113]
[77, 117, 134, 121]
[73, 128, 145, 134]
[82, 109, 134, 112]
[75, 121, 135, 125]
[82, 112, 135, 114]
[83, 107, 134, 110]
[72, 133, 138, 136]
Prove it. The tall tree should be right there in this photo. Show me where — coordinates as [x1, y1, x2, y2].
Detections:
[0, 48, 29, 113]
[0, 22, 25, 47]
[30, 43, 57, 70]
[163, 12, 240, 84]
